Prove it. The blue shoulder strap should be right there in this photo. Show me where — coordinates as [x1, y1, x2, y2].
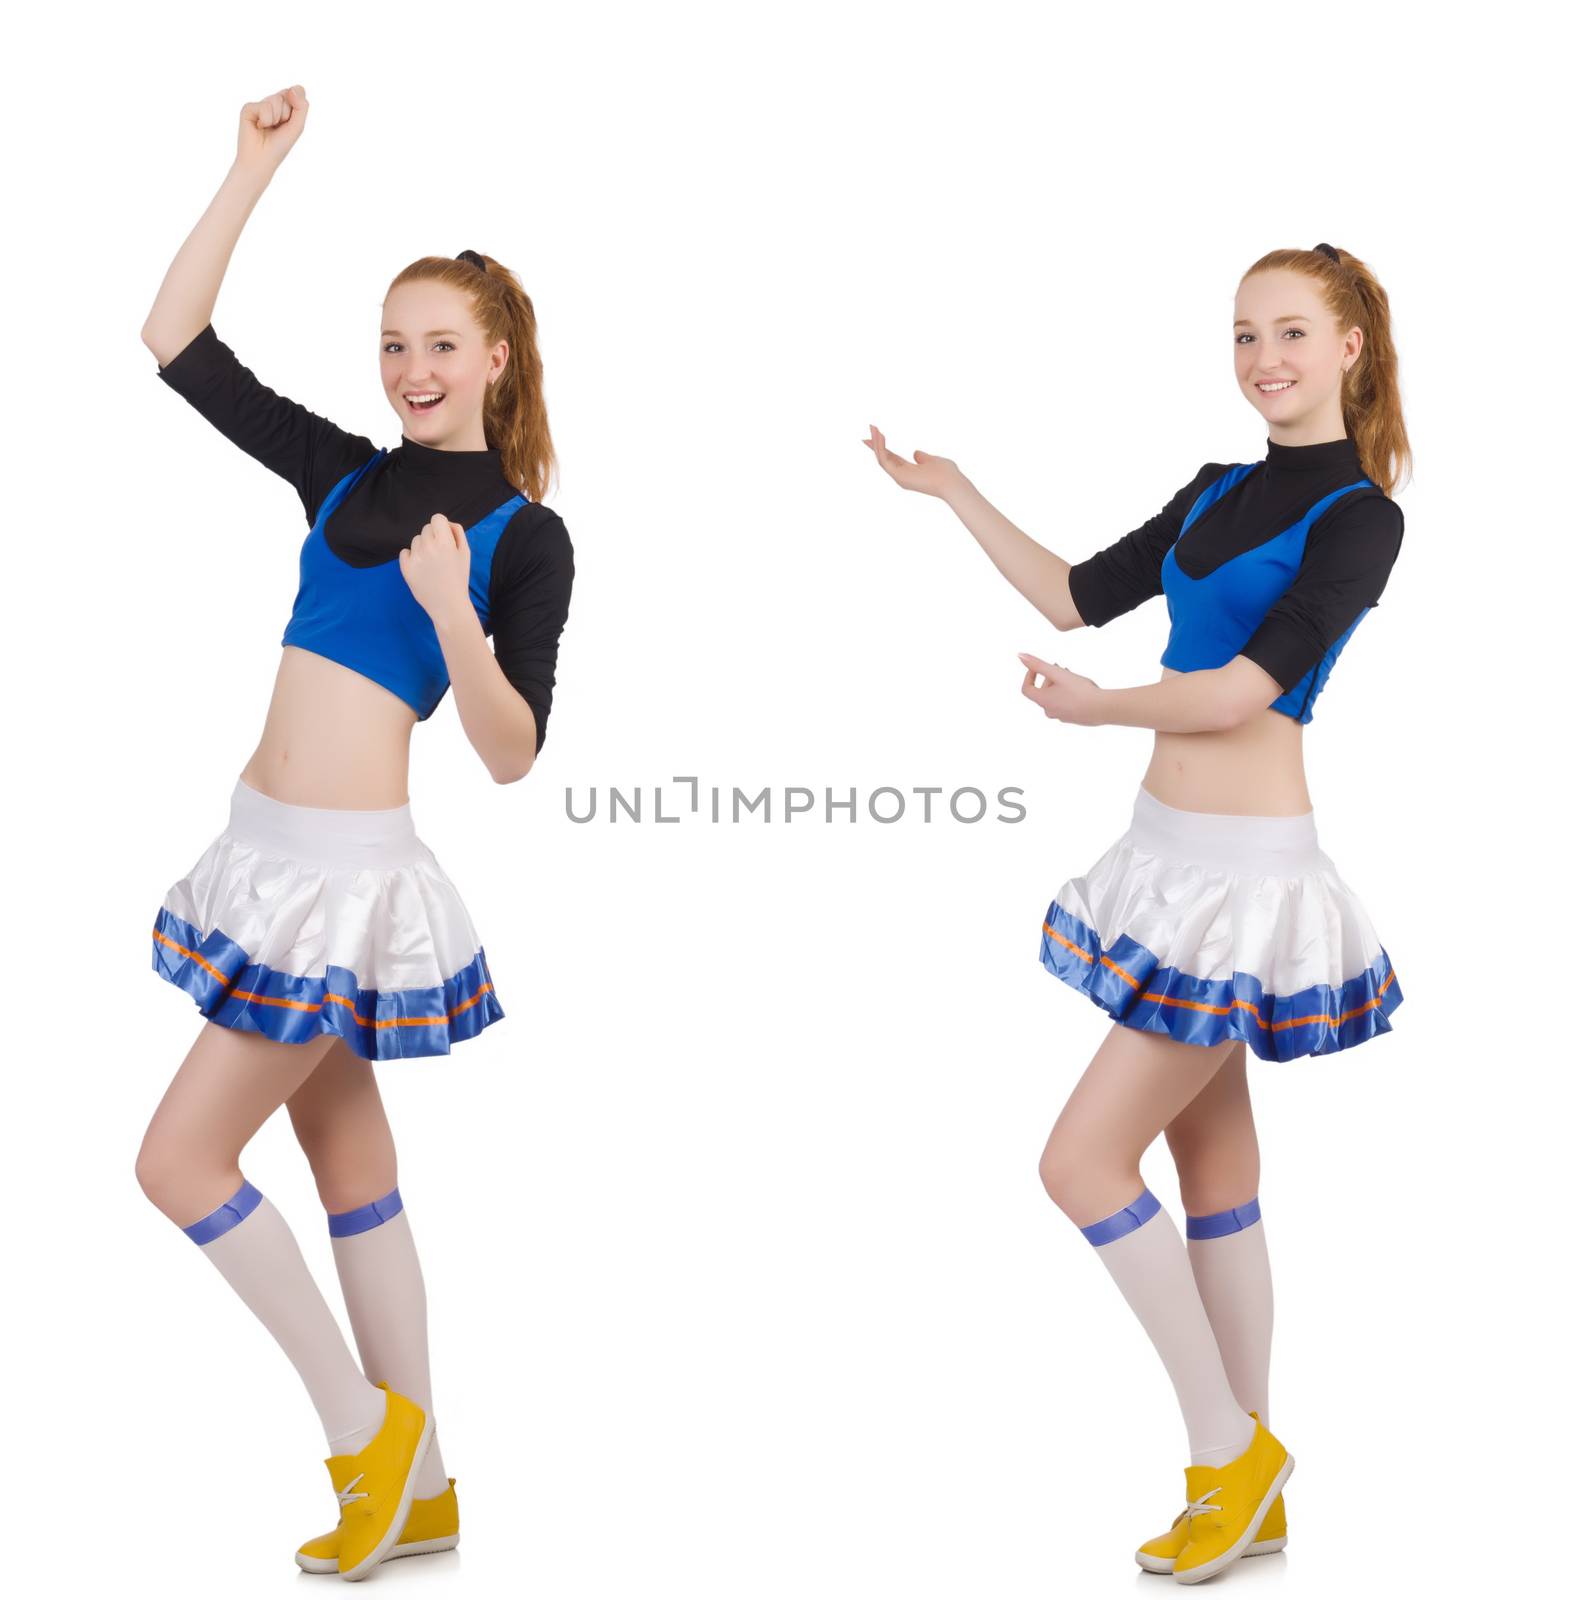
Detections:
[466, 493, 530, 626]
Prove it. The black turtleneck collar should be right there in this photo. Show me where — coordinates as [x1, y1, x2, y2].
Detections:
[1264, 434, 1360, 474]
[391, 434, 504, 479]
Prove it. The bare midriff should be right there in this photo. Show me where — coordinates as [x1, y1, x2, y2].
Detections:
[1138, 666, 1313, 817]
[237, 646, 418, 810]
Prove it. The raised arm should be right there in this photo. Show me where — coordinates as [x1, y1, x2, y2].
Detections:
[864, 426, 1086, 631]
[140, 87, 379, 522]
[140, 87, 309, 365]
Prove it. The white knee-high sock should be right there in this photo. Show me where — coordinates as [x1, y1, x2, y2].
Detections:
[327, 1187, 450, 1499]
[1185, 1197, 1273, 1428]
[1078, 1187, 1256, 1467]
[184, 1180, 387, 1454]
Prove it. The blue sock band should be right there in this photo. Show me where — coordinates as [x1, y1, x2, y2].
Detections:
[327, 1185, 404, 1238]
[183, 1178, 263, 1245]
[1079, 1185, 1161, 1246]
[1185, 1196, 1261, 1240]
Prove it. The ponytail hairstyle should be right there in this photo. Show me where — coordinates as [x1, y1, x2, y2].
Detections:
[388, 251, 556, 502]
[1241, 245, 1412, 496]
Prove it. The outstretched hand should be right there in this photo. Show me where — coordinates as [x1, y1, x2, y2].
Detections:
[862, 425, 965, 499]
[399, 514, 474, 627]
[1018, 653, 1104, 726]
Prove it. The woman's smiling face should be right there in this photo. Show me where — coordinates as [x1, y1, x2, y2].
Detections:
[380, 279, 507, 448]
[1233, 267, 1362, 438]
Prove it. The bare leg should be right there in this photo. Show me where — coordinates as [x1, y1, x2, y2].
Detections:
[1164, 1040, 1259, 1216]
[286, 1038, 399, 1214]
[1039, 1024, 1254, 1465]
[138, 1022, 340, 1225]
[1164, 1041, 1273, 1426]
[1038, 1025, 1238, 1222]
[288, 1038, 451, 1498]
[135, 1022, 387, 1450]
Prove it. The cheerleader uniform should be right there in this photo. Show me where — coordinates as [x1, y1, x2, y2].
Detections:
[1039, 435, 1404, 1061]
[147, 324, 575, 1060]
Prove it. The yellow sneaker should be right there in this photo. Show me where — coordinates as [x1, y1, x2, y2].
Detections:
[1136, 1487, 1286, 1571]
[312, 1382, 435, 1581]
[1170, 1414, 1293, 1584]
[294, 1478, 460, 1574]
[1135, 1411, 1287, 1573]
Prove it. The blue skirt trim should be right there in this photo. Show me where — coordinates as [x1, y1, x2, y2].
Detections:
[1039, 900, 1401, 1062]
[151, 905, 504, 1061]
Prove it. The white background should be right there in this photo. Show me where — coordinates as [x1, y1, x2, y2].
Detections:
[5, 1, 1577, 1594]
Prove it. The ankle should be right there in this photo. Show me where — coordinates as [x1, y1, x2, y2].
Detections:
[326, 1383, 390, 1457]
[1190, 1411, 1257, 1468]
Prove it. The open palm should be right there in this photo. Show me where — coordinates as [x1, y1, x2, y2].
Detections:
[863, 425, 963, 499]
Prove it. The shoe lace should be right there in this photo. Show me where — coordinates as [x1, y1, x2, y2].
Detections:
[336, 1471, 369, 1508]
[1172, 1486, 1222, 1526]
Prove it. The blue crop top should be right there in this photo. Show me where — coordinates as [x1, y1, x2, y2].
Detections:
[1068, 435, 1404, 724]
[155, 323, 574, 746]
[281, 449, 526, 720]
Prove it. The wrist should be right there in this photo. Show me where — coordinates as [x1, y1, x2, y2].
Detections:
[224, 160, 273, 199]
[940, 472, 978, 511]
[431, 603, 482, 639]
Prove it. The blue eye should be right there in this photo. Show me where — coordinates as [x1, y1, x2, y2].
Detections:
[1235, 329, 1307, 344]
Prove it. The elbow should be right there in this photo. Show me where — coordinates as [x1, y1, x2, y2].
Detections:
[1054, 571, 1091, 633]
[491, 702, 543, 783]
[140, 323, 179, 368]
[1203, 682, 1244, 731]
[141, 319, 205, 369]
[1207, 691, 1263, 733]
[492, 738, 540, 785]
[1208, 660, 1282, 731]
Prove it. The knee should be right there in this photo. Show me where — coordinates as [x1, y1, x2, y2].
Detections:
[137, 1119, 246, 1227]
[1039, 1135, 1153, 1231]
[134, 1129, 195, 1222]
[294, 1133, 396, 1217]
[315, 1172, 400, 1217]
[135, 1122, 168, 1198]
[1169, 1141, 1260, 1217]
[1037, 1138, 1091, 1221]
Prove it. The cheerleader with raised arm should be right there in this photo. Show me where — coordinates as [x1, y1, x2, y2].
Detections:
[136, 86, 573, 1580]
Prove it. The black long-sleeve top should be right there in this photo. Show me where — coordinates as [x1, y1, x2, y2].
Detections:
[155, 323, 574, 750]
[1068, 434, 1403, 698]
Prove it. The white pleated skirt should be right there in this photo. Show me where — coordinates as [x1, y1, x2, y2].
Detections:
[151, 778, 503, 1060]
[1039, 785, 1401, 1061]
